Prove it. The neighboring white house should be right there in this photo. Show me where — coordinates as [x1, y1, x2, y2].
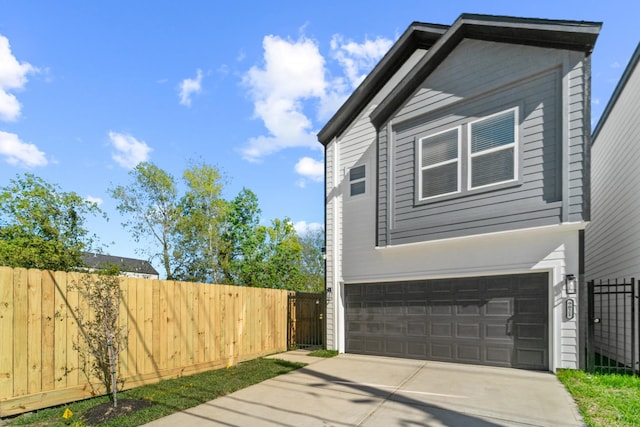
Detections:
[81, 252, 160, 280]
[318, 14, 601, 371]
[586, 43, 640, 280]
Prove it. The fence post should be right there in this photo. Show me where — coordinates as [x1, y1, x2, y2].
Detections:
[587, 280, 595, 373]
[633, 278, 637, 374]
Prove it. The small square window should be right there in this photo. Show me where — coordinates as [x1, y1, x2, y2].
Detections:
[350, 165, 366, 196]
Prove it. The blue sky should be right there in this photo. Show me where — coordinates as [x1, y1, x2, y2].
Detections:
[0, 1, 638, 263]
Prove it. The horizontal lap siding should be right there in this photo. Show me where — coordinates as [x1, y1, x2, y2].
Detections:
[586, 52, 640, 279]
[386, 63, 562, 244]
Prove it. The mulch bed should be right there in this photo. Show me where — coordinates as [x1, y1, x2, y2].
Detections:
[82, 399, 153, 425]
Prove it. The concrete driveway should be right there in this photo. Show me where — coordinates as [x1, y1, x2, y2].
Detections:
[143, 351, 584, 427]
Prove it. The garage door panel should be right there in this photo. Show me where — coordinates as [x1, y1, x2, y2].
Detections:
[457, 323, 481, 338]
[345, 273, 549, 370]
[516, 347, 546, 367]
[485, 299, 512, 315]
[458, 344, 482, 362]
[407, 322, 427, 336]
[431, 322, 453, 337]
[407, 341, 427, 357]
[485, 323, 509, 339]
[486, 346, 512, 365]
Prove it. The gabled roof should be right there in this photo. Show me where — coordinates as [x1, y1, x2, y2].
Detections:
[81, 252, 159, 276]
[318, 13, 601, 145]
[317, 22, 449, 145]
[592, 42, 640, 144]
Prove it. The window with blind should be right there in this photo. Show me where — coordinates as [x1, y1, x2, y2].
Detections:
[417, 107, 518, 203]
[419, 127, 460, 200]
[469, 109, 517, 189]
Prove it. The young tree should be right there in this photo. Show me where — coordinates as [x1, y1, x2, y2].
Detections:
[298, 226, 325, 292]
[109, 162, 180, 279]
[0, 173, 103, 271]
[72, 266, 127, 408]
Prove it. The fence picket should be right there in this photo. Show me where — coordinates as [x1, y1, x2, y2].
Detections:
[0, 266, 288, 417]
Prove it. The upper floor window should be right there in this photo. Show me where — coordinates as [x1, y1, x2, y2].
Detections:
[416, 107, 519, 203]
[418, 127, 460, 200]
[349, 165, 366, 196]
[469, 108, 517, 189]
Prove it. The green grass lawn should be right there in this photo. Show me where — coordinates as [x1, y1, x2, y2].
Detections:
[307, 349, 338, 358]
[557, 369, 640, 427]
[6, 358, 305, 427]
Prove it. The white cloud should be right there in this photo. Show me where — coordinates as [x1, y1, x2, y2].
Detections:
[294, 220, 323, 235]
[0, 34, 37, 122]
[241, 35, 327, 162]
[86, 196, 103, 206]
[241, 32, 392, 162]
[108, 131, 152, 169]
[611, 61, 621, 69]
[295, 156, 323, 182]
[0, 130, 47, 167]
[592, 98, 600, 106]
[178, 69, 203, 106]
[330, 35, 393, 88]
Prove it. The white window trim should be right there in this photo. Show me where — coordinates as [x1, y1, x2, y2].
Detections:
[349, 164, 366, 197]
[467, 107, 519, 191]
[418, 126, 461, 201]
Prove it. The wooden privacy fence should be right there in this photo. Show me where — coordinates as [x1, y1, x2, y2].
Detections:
[0, 267, 289, 416]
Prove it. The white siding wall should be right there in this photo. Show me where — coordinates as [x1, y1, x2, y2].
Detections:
[586, 56, 640, 279]
[325, 49, 427, 350]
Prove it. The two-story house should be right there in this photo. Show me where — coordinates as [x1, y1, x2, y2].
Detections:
[318, 14, 600, 371]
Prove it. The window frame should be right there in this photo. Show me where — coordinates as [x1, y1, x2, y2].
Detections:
[348, 164, 367, 197]
[467, 107, 519, 191]
[417, 126, 462, 202]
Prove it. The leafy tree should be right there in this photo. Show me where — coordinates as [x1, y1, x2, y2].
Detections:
[219, 188, 262, 285]
[298, 226, 325, 292]
[260, 218, 304, 290]
[109, 162, 181, 280]
[174, 161, 226, 283]
[0, 173, 102, 271]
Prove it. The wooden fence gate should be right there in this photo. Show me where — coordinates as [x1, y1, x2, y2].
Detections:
[587, 278, 639, 374]
[287, 292, 325, 350]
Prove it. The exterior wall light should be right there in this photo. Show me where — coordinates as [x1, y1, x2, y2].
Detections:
[326, 287, 332, 301]
[565, 274, 577, 294]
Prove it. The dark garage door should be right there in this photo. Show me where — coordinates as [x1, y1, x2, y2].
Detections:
[345, 273, 548, 370]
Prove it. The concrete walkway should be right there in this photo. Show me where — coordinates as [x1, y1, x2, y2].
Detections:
[143, 351, 584, 426]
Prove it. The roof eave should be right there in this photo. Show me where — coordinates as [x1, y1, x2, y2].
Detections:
[370, 14, 602, 129]
[317, 22, 448, 146]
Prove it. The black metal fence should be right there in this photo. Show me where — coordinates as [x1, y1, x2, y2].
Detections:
[587, 278, 639, 374]
[287, 292, 325, 350]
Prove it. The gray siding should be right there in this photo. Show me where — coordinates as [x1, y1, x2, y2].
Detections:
[586, 48, 640, 280]
[377, 40, 588, 246]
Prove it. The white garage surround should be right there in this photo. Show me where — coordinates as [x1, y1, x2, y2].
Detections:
[328, 223, 583, 372]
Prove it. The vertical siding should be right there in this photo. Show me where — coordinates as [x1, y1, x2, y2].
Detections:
[586, 51, 640, 280]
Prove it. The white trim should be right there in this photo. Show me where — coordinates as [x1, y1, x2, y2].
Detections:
[468, 107, 519, 190]
[375, 221, 587, 251]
